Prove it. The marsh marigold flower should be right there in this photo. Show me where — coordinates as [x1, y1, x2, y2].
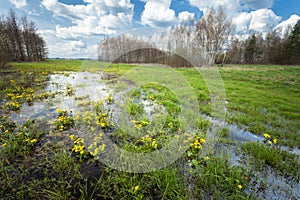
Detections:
[134, 185, 139, 193]
[237, 184, 243, 189]
[70, 134, 76, 140]
[30, 139, 38, 143]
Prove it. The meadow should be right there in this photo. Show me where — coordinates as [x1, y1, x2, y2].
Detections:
[0, 60, 299, 199]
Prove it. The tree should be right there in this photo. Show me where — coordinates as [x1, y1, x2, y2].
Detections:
[285, 20, 300, 64]
[195, 7, 233, 65]
[0, 10, 47, 64]
[244, 34, 263, 64]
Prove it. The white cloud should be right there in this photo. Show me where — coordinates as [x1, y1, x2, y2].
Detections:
[41, 0, 134, 37]
[189, 0, 274, 15]
[141, 0, 177, 27]
[38, 29, 100, 58]
[233, 9, 281, 33]
[249, 9, 281, 32]
[178, 11, 195, 22]
[189, 0, 241, 14]
[276, 14, 300, 34]
[232, 12, 252, 32]
[47, 40, 99, 58]
[10, 0, 27, 9]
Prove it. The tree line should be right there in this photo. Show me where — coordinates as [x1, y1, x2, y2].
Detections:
[98, 7, 300, 66]
[225, 20, 300, 65]
[0, 10, 47, 66]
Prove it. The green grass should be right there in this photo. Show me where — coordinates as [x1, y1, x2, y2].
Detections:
[242, 142, 300, 181]
[174, 65, 300, 148]
[219, 65, 300, 147]
[0, 60, 299, 199]
[10, 59, 83, 71]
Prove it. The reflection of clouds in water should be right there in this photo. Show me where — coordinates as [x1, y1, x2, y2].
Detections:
[12, 72, 111, 124]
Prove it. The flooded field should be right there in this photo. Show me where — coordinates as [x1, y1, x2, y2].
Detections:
[0, 62, 299, 199]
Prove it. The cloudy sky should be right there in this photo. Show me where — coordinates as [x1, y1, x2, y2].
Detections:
[1, 0, 300, 58]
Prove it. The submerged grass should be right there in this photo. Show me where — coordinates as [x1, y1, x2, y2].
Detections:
[242, 142, 300, 181]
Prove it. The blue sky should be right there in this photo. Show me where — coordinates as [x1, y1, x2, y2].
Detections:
[1, 0, 300, 58]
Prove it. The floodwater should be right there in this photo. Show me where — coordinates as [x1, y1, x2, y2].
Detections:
[12, 71, 111, 123]
[10, 71, 300, 199]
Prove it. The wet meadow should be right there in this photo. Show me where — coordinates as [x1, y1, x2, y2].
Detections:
[0, 60, 299, 199]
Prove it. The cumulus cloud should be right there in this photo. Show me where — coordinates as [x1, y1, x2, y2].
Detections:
[46, 40, 100, 58]
[233, 9, 281, 33]
[141, 0, 177, 27]
[232, 12, 252, 32]
[189, 0, 274, 15]
[38, 28, 102, 58]
[276, 14, 300, 34]
[249, 9, 281, 32]
[189, 0, 241, 14]
[178, 11, 195, 22]
[10, 0, 27, 9]
[41, 0, 134, 36]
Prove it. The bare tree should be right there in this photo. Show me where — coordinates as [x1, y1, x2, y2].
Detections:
[196, 7, 233, 65]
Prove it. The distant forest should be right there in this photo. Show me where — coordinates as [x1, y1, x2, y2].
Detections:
[0, 10, 47, 66]
[98, 8, 300, 66]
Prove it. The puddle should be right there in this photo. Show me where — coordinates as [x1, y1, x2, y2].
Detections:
[202, 114, 300, 155]
[12, 71, 112, 124]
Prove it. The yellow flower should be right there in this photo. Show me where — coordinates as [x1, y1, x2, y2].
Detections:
[134, 185, 139, 193]
[70, 134, 76, 140]
[273, 139, 277, 144]
[237, 184, 242, 189]
[4, 130, 9, 133]
[2, 143, 7, 147]
[30, 139, 38, 143]
[99, 122, 106, 127]
[56, 108, 63, 114]
[200, 138, 205, 143]
[101, 144, 106, 151]
[263, 133, 271, 139]
[204, 156, 210, 160]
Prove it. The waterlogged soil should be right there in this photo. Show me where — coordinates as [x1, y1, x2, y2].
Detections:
[9, 70, 300, 199]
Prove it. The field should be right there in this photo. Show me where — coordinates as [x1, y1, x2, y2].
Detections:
[0, 60, 299, 199]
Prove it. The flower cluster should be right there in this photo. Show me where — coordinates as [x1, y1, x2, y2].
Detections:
[53, 109, 74, 131]
[70, 134, 91, 161]
[88, 133, 106, 158]
[190, 136, 206, 150]
[1, 118, 41, 157]
[263, 133, 277, 145]
[131, 120, 149, 130]
[141, 135, 158, 149]
[2, 101, 21, 111]
[65, 84, 75, 96]
[96, 113, 114, 130]
[105, 93, 114, 104]
[187, 133, 206, 159]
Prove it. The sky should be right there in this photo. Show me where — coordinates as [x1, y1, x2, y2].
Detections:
[1, 0, 300, 59]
